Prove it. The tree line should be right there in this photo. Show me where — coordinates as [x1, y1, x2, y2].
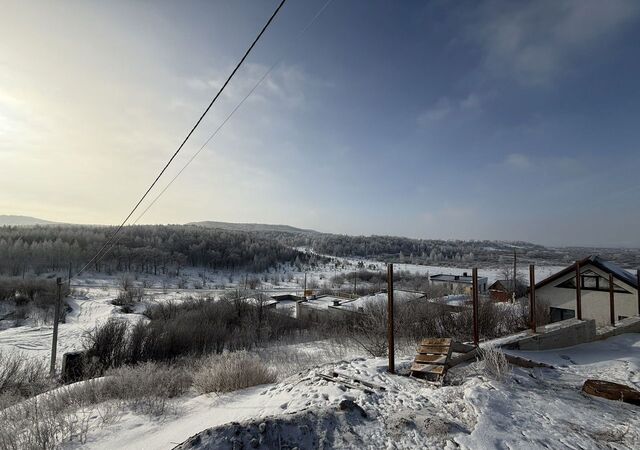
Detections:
[0, 225, 320, 276]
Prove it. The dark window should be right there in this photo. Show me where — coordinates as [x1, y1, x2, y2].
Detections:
[550, 307, 576, 323]
[555, 273, 631, 293]
[582, 275, 598, 289]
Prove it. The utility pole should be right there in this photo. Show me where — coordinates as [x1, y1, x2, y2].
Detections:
[637, 270, 640, 316]
[354, 271, 357, 296]
[472, 268, 479, 346]
[68, 262, 72, 291]
[529, 264, 536, 333]
[387, 264, 395, 374]
[513, 249, 517, 302]
[50, 277, 62, 376]
[303, 272, 307, 298]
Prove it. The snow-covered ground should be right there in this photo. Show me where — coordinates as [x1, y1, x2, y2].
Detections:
[62, 333, 640, 449]
[0, 257, 568, 369]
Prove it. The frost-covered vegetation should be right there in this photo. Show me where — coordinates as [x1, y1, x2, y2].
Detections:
[0, 225, 326, 276]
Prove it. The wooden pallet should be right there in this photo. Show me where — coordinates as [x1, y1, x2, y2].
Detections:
[410, 338, 453, 382]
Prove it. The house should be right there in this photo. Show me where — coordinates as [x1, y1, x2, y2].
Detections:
[535, 255, 639, 326]
[430, 272, 488, 294]
[488, 279, 528, 302]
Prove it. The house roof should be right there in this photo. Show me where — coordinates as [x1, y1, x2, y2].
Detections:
[430, 274, 488, 284]
[489, 279, 527, 291]
[535, 255, 638, 290]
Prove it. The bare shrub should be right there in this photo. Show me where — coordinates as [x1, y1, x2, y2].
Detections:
[479, 346, 510, 381]
[0, 350, 54, 404]
[347, 300, 388, 357]
[193, 351, 277, 394]
[100, 363, 192, 415]
[83, 318, 129, 372]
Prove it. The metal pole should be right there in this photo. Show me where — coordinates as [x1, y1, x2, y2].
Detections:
[575, 261, 582, 320]
[472, 268, 479, 346]
[529, 264, 536, 333]
[637, 270, 640, 316]
[50, 277, 62, 376]
[303, 272, 307, 298]
[609, 273, 615, 326]
[387, 263, 395, 374]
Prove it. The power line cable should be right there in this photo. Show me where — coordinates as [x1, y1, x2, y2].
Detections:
[74, 0, 288, 278]
[132, 0, 334, 226]
[82, 0, 333, 273]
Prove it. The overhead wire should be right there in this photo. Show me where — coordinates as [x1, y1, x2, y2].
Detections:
[80, 0, 333, 274]
[131, 0, 334, 226]
[74, 0, 288, 278]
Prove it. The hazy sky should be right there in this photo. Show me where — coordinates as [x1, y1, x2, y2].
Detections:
[1, 0, 640, 247]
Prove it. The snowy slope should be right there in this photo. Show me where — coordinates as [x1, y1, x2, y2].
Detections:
[64, 334, 640, 450]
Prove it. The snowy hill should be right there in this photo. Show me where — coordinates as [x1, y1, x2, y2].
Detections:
[0, 215, 58, 226]
[187, 220, 318, 234]
[67, 334, 640, 449]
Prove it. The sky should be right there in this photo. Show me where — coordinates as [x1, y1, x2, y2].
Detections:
[1, 0, 640, 248]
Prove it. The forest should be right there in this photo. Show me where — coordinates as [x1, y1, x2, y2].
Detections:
[0, 225, 322, 276]
[2, 223, 639, 277]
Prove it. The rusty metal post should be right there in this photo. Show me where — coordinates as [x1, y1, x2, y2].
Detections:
[609, 273, 615, 326]
[472, 268, 479, 346]
[529, 264, 536, 333]
[637, 270, 640, 316]
[575, 261, 582, 320]
[387, 263, 395, 374]
[50, 277, 62, 376]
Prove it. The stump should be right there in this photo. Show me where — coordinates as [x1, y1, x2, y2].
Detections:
[61, 351, 86, 383]
[582, 379, 640, 406]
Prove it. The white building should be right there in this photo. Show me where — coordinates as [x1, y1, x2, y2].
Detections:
[535, 256, 639, 326]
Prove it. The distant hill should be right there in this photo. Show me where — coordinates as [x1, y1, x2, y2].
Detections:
[187, 220, 317, 234]
[0, 215, 58, 226]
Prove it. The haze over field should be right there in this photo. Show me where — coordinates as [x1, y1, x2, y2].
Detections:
[1, 1, 640, 247]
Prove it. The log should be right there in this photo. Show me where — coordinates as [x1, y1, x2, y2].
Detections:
[582, 379, 640, 406]
[504, 354, 554, 369]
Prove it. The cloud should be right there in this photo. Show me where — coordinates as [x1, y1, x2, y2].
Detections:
[422, 205, 477, 225]
[504, 153, 532, 169]
[470, 0, 640, 85]
[186, 63, 323, 110]
[417, 93, 481, 126]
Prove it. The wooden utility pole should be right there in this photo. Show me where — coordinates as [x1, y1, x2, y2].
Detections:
[387, 263, 395, 374]
[472, 268, 479, 346]
[609, 273, 615, 326]
[575, 261, 582, 320]
[68, 262, 72, 291]
[354, 271, 357, 296]
[637, 270, 640, 316]
[513, 249, 517, 302]
[50, 277, 62, 376]
[529, 264, 536, 333]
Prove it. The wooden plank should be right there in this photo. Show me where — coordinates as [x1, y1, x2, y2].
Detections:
[317, 373, 373, 394]
[448, 348, 479, 368]
[411, 363, 446, 375]
[451, 342, 475, 353]
[414, 354, 448, 364]
[420, 338, 452, 346]
[332, 371, 386, 391]
[416, 345, 451, 355]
